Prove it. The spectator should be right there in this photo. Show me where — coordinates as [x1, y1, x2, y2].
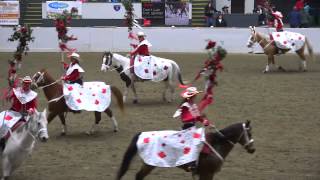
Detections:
[204, 2, 217, 27]
[289, 6, 301, 28]
[215, 14, 227, 27]
[300, 8, 312, 28]
[222, 6, 229, 14]
[295, 0, 304, 11]
[253, 5, 267, 25]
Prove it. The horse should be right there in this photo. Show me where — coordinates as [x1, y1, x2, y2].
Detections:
[101, 52, 185, 104]
[1, 109, 49, 180]
[116, 121, 255, 180]
[32, 69, 124, 136]
[247, 26, 313, 73]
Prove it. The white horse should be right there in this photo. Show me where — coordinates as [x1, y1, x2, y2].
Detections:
[101, 52, 186, 103]
[1, 109, 49, 180]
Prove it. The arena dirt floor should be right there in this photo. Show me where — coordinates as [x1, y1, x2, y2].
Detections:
[0, 52, 319, 180]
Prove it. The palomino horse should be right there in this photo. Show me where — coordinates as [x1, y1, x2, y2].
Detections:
[101, 52, 185, 103]
[1, 109, 49, 180]
[247, 26, 313, 73]
[116, 121, 255, 180]
[32, 69, 124, 135]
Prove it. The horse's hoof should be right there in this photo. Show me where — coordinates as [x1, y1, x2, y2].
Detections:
[113, 129, 118, 133]
[278, 66, 286, 72]
[263, 70, 268, 73]
[60, 132, 66, 136]
[133, 99, 138, 104]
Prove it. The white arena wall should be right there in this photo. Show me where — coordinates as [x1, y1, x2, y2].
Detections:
[0, 27, 319, 53]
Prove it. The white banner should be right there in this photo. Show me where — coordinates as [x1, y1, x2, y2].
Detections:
[0, 1, 20, 25]
[46, 1, 82, 19]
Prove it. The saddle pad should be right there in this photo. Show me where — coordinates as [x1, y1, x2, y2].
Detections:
[134, 55, 171, 82]
[137, 127, 205, 167]
[63, 82, 111, 112]
[272, 31, 305, 51]
[0, 110, 22, 137]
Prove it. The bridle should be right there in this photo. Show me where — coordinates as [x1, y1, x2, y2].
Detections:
[32, 71, 64, 103]
[32, 71, 61, 89]
[205, 123, 254, 162]
[102, 53, 121, 72]
[249, 31, 273, 50]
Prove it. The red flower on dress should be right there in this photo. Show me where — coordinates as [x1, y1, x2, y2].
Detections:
[283, 41, 287, 44]
[92, 93, 96, 96]
[95, 99, 99, 105]
[183, 147, 191, 154]
[164, 66, 168, 70]
[5, 115, 13, 121]
[153, 71, 156, 75]
[144, 69, 149, 73]
[143, 137, 150, 143]
[68, 86, 73, 91]
[158, 151, 167, 158]
[76, 99, 82, 103]
[193, 133, 201, 139]
[102, 88, 107, 94]
[180, 140, 185, 144]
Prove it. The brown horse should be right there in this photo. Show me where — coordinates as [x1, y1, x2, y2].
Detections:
[116, 121, 255, 180]
[247, 26, 313, 73]
[31, 69, 124, 135]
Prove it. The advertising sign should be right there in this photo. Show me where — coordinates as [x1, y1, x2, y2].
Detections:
[165, 1, 190, 25]
[0, 1, 20, 25]
[142, 2, 165, 26]
[46, 1, 82, 19]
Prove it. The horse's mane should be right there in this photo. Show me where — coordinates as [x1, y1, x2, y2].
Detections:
[206, 122, 243, 144]
[40, 68, 56, 83]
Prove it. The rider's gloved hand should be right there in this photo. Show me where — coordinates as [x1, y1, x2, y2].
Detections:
[27, 108, 35, 115]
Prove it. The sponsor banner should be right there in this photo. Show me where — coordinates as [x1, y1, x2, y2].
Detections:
[142, 2, 165, 26]
[46, 1, 82, 19]
[0, 1, 19, 25]
[165, 1, 190, 25]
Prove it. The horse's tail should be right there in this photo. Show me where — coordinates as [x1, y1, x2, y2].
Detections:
[116, 132, 141, 180]
[305, 37, 314, 61]
[111, 86, 124, 113]
[170, 60, 185, 85]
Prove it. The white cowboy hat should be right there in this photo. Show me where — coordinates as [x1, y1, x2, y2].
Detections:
[68, 52, 81, 61]
[273, 11, 283, 18]
[22, 76, 32, 83]
[137, 31, 146, 37]
[181, 87, 202, 98]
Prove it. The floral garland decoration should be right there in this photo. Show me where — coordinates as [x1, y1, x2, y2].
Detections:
[122, 0, 134, 32]
[54, 10, 78, 52]
[8, 25, 35, 64]
[196, 40, 227, 112]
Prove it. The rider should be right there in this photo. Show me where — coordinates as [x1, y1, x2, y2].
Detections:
[173, 87, 211, 130]
[61, 52, 85, 85]
[173, 86, 211, 173]
[0, 76, 38, 150]
[271, 10, 284, 32]
[129, 31, 152, 76]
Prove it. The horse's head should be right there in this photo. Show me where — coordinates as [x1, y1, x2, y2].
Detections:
[28, 108, 49, 142]
[32, 69, 48, 89]
[101, 51, 113, 72]
[211, 120, 255, 154]
[247, 26, 257, 48]
[238, 120, 255, 153]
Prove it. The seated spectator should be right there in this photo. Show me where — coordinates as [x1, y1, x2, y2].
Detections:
[253, 5, 267, 25]
[215, 14, 227, 27]
[222, 6, 229, 14]
[289, 6, 301, 28]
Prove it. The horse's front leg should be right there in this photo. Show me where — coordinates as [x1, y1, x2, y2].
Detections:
[58, 113, 67, 136]
[263, 56, 273, 73]
[131, 82, 138, 104]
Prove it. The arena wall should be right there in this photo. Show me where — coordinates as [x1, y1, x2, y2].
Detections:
[0, 27, 319, 53]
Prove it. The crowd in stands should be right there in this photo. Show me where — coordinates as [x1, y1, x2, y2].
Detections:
[253, 0, 318, 28]
[204, 1, 228, 27]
